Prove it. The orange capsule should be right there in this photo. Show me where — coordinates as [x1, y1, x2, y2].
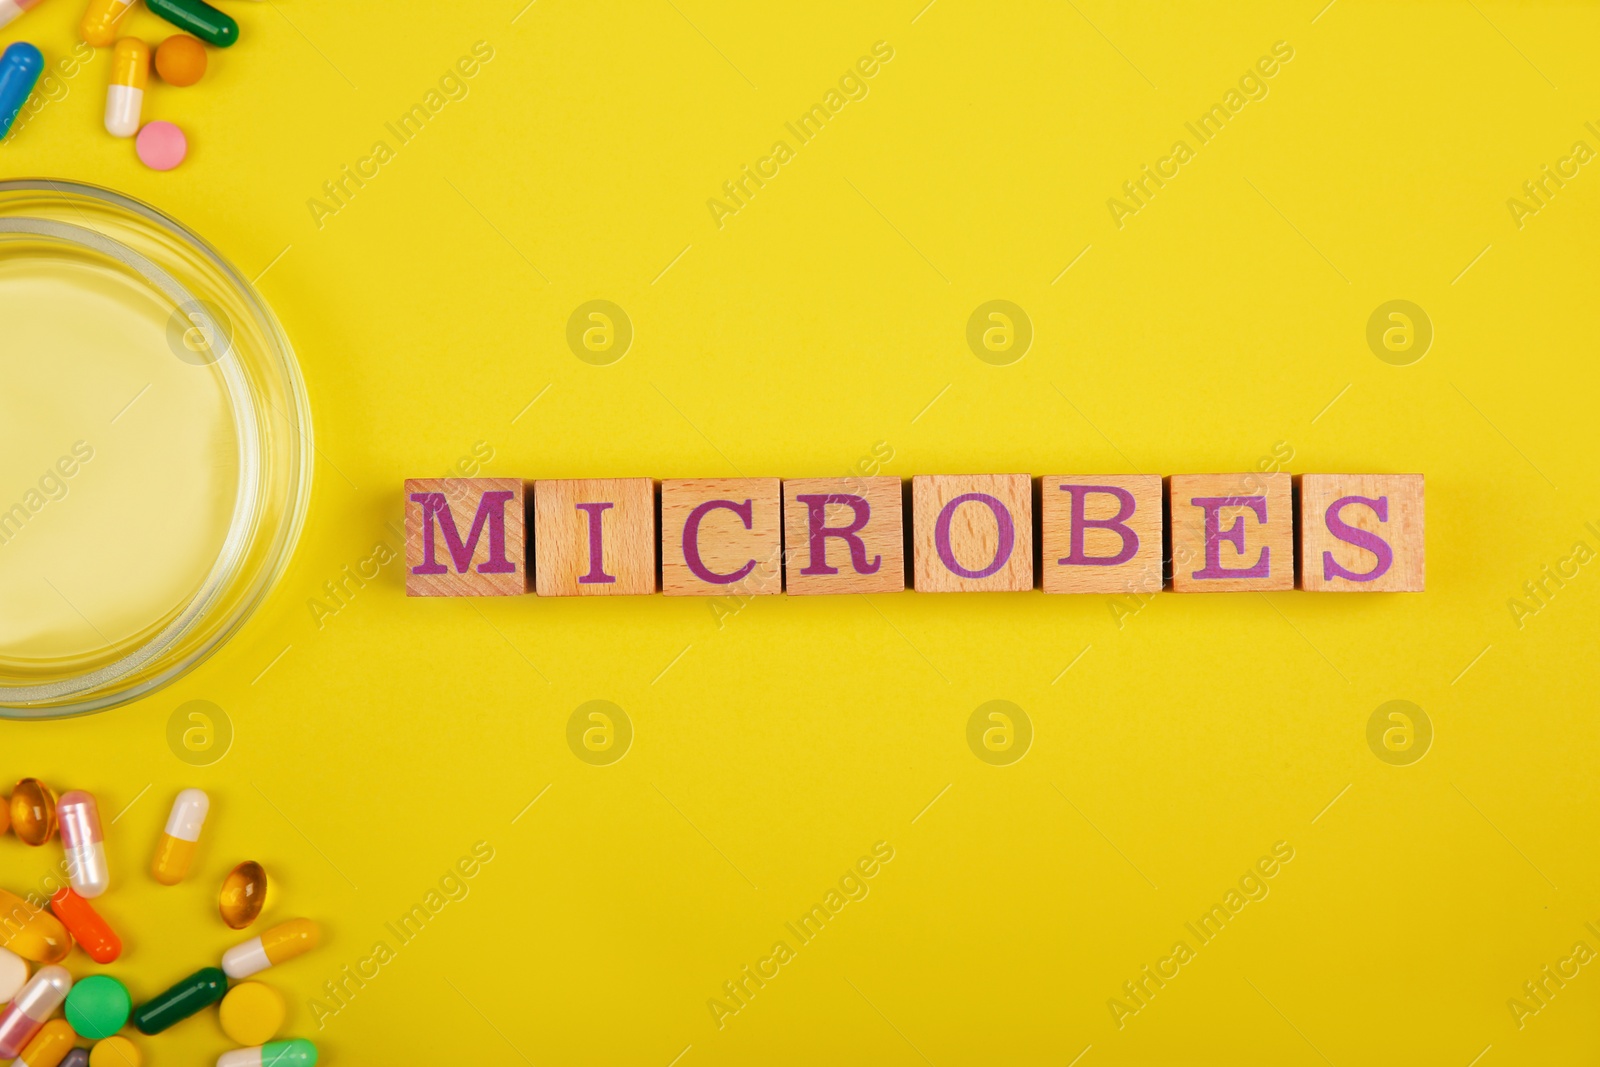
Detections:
[49, 888, 121, 964]
[219, 861, 267, 930]
[0, 794, 10, 835]
[10, 779, 57, 846]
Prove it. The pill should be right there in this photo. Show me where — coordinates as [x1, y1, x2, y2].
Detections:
[88, 1037, 140, 1067]
[1, 792, 10, 834]
[64, 975, 131, 1040]
[219, 861, 267, 929]
[57, 791, 110, 897]
[130, 966, 226, 1035]
[0, 42, 41, 139]
[217, 982, 283, 1046]
[151, 788, 208, 884]
[216, 1039, 317, 1067]
[222, 918, 320, 979]
[153, 33, 204, 86]
[0, 946, 26, 1001]
[10, 779, 57, 846]
[49, 888, 122, 964]
[80, 0, 134, 46]
[0, 888, 72, 964]
[13, 1018, 75, 1067]
[103, 38, 146, 137]
[0, 0, 44, 32]
[144, 0, 235, 47]
[135, 120, 187, 170]
[0, 966, 72, 1058]
[62, 1050, 90, 1067]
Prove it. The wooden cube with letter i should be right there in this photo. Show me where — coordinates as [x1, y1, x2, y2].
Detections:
[534, 478, 656, 596]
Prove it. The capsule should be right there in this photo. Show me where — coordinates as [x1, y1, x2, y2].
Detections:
[222, 918, 320, 979]
[0, 946, 26, 1002]
[0, 887, 72, 964]
[80, 0, 135, 47]
[60, 1049, 89, 1067]
[103, 37, 146, 137]
[50, 887, 122, 964]
[216, 1040, 317, 1067]
[0, 0, 44, 33]
[14, 1019, 75, 1067]
[10, 778, 58, 846]
[219, 861, 267, 929]
[0, 966, 72, 1058]
[0, 792, 10, 834]
[145, 0, 236, 47]
[130, 967, 225, 1035]
[57, 790, 110, 897]
[151, 788, 208, 885]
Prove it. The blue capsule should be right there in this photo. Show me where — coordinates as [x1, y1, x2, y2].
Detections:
[0, 42, 44, 139]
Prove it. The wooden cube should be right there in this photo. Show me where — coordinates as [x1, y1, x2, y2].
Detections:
[661, 478, 783, 596]
[405, 478, 528, 597]
[1041, 475, 1163, 594]
[782, 477, 904, 595]
[911, 474, 1033, 592]
[1298, 474, 1424, 592]
[1170, 473, 1293, 592]
[534, 478, 656, 596]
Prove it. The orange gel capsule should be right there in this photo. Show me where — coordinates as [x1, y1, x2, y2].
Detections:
[219, 861, 267, 930]
[49, 888, 121, 964]
[1, 794, 10, 835]
[11, 779, 57, 846]
[0, 888, 71, 964]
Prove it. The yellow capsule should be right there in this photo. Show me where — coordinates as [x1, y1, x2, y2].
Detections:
[10, 779, 57, 847]
[104, 37, 148, 138]
[0, 888, 72, 964]
[219, 861, 267, 930]
[80, 0, 136, 47]
[222, 918, 319, 978]
[151, 788, 207, 886]
[0, 794, 10, 835]
[15, 1018, 75, 1067]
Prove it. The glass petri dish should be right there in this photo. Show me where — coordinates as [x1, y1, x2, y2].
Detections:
[0, 180, 311, 718]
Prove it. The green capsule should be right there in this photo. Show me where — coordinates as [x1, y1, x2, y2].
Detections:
[132, 966, 228, 1034]
[145, 0, 238, 47]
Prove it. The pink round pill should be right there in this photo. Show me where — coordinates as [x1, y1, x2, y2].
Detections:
[136, 121, 187, 170]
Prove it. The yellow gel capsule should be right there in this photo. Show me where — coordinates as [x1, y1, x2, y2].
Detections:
[222, 918, 320, 978]
[80, 0, 136, 47]
[0, 888, 71, 964]
[11, 779, 57, 846]
[219, 861, 268, 930]
[16, 1018, 75, 1067]
[151, 788, 207, 886]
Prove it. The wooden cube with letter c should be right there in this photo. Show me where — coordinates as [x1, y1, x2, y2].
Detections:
[405, 478, 528, 596]
[662, 478, 783, 596]
[782, 477, 904, 595]
[911, 474, 1033, 592]
[1298, 474, 1424, 592]
[1169, 473, 1294, 592]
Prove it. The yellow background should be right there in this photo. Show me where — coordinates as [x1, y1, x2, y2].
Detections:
[5, 0, 1600, 1062]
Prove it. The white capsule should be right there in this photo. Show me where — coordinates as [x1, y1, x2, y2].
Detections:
[57, 790, 109, 898]
[104, 38, 147, 138]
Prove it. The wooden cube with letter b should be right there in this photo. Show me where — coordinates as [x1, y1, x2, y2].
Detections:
[782, 477, 904, 595]
[1298, 474, 1424, 591]
[661, 478, 783, 596]
[405, 478, 528, 596]
[534, 478, 656, 596]
[1041, 475, 1163, 594]
[1170, 473, 1293, 592]
[911, 474, 1033, 592]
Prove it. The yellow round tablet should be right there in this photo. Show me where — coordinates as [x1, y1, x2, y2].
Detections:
[90, 1035, 142, 1067]
[218, 981, 285, 1046]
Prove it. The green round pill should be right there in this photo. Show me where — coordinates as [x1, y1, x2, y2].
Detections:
[65, 974, 132, 1040]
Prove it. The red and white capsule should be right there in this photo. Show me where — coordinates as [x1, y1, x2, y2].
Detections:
[0, 965, 72, 1059]
[57, 790, 109, 898]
